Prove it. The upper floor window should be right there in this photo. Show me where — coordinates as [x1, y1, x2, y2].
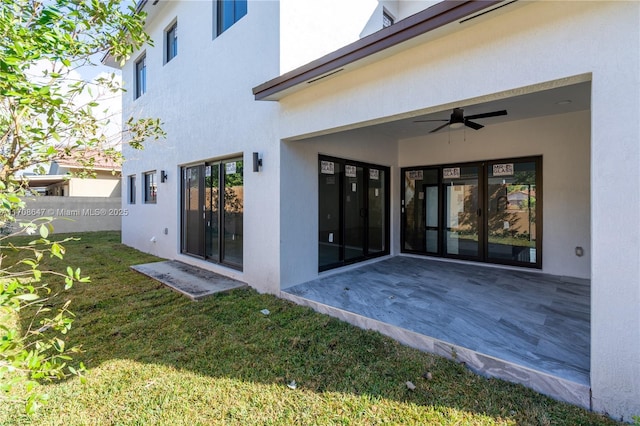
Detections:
[166, 22, 178, 63]
[216, 0, 247, 36]
[135, 54, 146, 99]
[383, 10, 394, 28]
[144, 171, 157, 204]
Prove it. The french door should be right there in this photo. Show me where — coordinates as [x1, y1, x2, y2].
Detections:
[318, 156, 389, 271]
[181, 158, 243, 270]
[402, 156, 541, 268]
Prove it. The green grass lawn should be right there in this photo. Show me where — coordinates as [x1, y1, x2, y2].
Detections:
[1, 231, 619, 425]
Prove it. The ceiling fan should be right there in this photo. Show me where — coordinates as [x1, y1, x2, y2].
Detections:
[414, 108, 507, 133]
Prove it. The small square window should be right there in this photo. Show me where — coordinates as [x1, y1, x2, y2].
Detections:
[383, 10, 394, 28]
[128, 175, 136, 204]
[216, 0, 247, 36]
[166, 22, 178, 63]
[135, 54, 146, 99]
[144, 171, 157, 204]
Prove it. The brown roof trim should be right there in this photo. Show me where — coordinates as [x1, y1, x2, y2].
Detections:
[253, 0, 505, 101]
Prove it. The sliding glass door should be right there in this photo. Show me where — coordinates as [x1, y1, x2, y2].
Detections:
[181, 158, 243, 270]
[319, 156, 389, 271]
[402, 156, 541, 268]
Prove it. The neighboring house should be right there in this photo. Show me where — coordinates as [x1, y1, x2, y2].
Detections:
[106, 0, 640, 420]
[25, 151, 121, 197]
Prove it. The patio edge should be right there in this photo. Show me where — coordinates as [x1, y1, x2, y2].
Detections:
[280, 291, 591, 410]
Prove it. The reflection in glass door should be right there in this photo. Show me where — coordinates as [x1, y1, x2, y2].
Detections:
[319, 161, 342, 267]
[183, 166, 203, 256]
[222, 159, 243, 267]
[344, 164, 365, 262]
[205, 164, 219, 260]
[486, 161, 537, 264]
[318, 156, 389, 271]
[443, 165, 480, 259]
[368, 168, 386, 256]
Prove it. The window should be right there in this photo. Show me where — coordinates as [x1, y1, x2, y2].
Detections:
[135, 54, 146, 99]
[382, 10, 394, 28]
[128, 175, 136, 204]
[216, 0, 247, 36]
[166, 22, 178, 63]
[144, 171, 157, 204]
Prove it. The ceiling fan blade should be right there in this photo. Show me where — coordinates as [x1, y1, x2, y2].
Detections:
[429, 122, 451, 133]
[464, 120, 484, 130]
[465, 110, 507, 120]
[413, 119, 448, 123]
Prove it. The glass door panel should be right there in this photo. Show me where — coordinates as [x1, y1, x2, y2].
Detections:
[402, 169, 438, 252]
[367, 168, 385, 255]
[183, 165, 204, 256]
[319, 160, 342, 269]
[319, 156, 389, 271]
[424, 185, 439, 253]
[222, 159, 243, 266]
[205, 164, 220, 260]
[344, 164, 365, 261]
[444, 165, 480, 258]
[487, 161, 537, 264]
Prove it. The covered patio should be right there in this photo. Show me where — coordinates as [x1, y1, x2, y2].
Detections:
[281, 256, 590, 408]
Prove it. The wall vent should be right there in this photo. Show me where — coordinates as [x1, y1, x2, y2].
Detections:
[459, 0, 518, 24]
[307, 68, 344, 84]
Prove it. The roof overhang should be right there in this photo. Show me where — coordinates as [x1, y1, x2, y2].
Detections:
[22, 175, 68, 187]
[253, 0, 520, 101]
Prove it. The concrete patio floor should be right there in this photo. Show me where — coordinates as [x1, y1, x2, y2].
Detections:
[281, 255, 591, 408]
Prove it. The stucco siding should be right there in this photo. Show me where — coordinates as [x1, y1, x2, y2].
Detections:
[121, 0, 282, 292]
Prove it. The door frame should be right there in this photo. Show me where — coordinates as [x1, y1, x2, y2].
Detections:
[180, 157, 244, 270]
[401, 155, 542, 269]
[318, 155, 390, 271]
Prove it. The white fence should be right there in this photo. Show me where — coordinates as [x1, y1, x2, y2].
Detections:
[11, 196, 123, 234]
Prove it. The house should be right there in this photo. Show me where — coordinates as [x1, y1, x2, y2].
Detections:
[24, 150, 121, 197]
[107, 0, 640, 420]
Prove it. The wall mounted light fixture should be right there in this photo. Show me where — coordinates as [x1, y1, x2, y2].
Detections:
[253, 152, 263, 172]
[161, 170, 168, 182]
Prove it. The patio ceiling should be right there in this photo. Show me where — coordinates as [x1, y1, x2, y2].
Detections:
[374, 80, 592, 140]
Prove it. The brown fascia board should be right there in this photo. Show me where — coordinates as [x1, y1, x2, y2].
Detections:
[252, 0, 505, 101]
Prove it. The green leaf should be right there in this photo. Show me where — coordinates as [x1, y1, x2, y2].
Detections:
[39, 224, 49, 239]
[15, 293, 40, 301]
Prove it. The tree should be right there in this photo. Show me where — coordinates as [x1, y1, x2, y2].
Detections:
[0, 0, 164, 414]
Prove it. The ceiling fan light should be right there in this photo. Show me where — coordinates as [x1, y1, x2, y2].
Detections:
[449, 122, 464, 129]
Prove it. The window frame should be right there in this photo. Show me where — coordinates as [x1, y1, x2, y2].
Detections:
[143, 171, 157, 204]
[165, 21, 178, 63]
[214, 0, 247, 37]
[382, 9, 395, 28]
[134, 53, 146, 99]
[128, 175, 136, 204]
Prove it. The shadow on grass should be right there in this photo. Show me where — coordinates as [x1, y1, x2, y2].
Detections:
[11, 231, 618, 425]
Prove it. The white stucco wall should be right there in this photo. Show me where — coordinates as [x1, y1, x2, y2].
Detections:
[280, 129, 398, 289]
[274, 1, 640, 419]
[121, 0, 282, 292]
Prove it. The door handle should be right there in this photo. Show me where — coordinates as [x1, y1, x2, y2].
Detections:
[477, 208, 482, 217]
[360, 208, 367, 218]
